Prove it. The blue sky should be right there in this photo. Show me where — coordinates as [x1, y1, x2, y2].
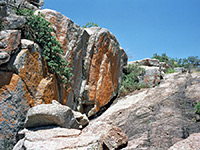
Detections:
[43, 0, 200, 61]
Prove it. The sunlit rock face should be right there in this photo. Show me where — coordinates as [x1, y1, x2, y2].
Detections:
[0, 5, 127, 149]
[39, 9, 127, 116]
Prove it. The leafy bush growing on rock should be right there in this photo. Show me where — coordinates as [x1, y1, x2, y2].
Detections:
[119, 64, 146, 97]
[82, 22, 98, 28]
[166, 68, 176, 74]
[15, 8, 72, 87]
[195, 102, 200, 115]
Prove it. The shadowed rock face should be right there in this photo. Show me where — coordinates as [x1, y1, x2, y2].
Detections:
[92, 72, 200, 150]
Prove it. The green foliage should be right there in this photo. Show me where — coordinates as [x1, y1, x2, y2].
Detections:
[152, 53, 200, 73]
[82, 22, 98, 28]
[195, 102, 200, 115]
[165, 68, 176, 74]
[119, 64, 146, 97]
[16, 8, 72, 87]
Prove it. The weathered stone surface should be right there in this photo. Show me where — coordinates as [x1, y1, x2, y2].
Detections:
[139, 66, 164, 87]
[36, 9, 90, 111]
[0, 51, 10, 65]
[128, 58, 166, 87]
[24, 100, 89, 129]
[83, 121, 128, 149]
[0, 72, 34, 150]
[91, 72, 200, 150]
[37, 9, 127, 116]
[81, 27, 127, 117]
[0, 30, 21, 65]
[14, 122, 127, 150]
[3, 14, 26, 30]
[168, 133, 200, 150]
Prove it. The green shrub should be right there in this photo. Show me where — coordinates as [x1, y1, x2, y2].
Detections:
[195, 102, 200, 115]
[16, 8, 72, 87]
[119, 64, 146, 97]
[166, 68, 176, 74]
[83, 22, 98, 28]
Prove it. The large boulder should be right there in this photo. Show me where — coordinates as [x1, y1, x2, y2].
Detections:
[24, 100, 89, 129]
[38, 9, 127, 116]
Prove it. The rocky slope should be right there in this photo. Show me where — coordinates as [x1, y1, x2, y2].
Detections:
[13, 72, 200, 150]
[91, 72, 200, 150]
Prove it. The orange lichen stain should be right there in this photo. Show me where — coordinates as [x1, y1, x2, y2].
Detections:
[95, 52, 115, 108]
[107, 49, 120, 92]
[145, 75, 149, 84]
[7, 105, 12, 108]
[19, 49, 44, 96]
[5, 74, 20, 91]
[36, 75, 59, 104]
[11, 111, 15, 115]
[3, 31, 21, 54]
[88, 34, 110, 103]
[62, 86, 71, 105]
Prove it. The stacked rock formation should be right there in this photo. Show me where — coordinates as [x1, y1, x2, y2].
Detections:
[0, 0, 127, 149]
[128, 58, 168, 87]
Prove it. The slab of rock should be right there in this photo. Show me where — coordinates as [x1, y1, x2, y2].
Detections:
[24, 100, 89, 129]
[3, 14, 26, 30]
[14, 122, 127, 150]
[168, 133, 200, 150]
[91, 72, 200, 150]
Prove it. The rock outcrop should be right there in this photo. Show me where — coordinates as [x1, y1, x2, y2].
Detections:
[91, 72, 200, 150]
[128, 58, 168, 87]
[0, 1, 127, 149]
[38, 9, 127, 116]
